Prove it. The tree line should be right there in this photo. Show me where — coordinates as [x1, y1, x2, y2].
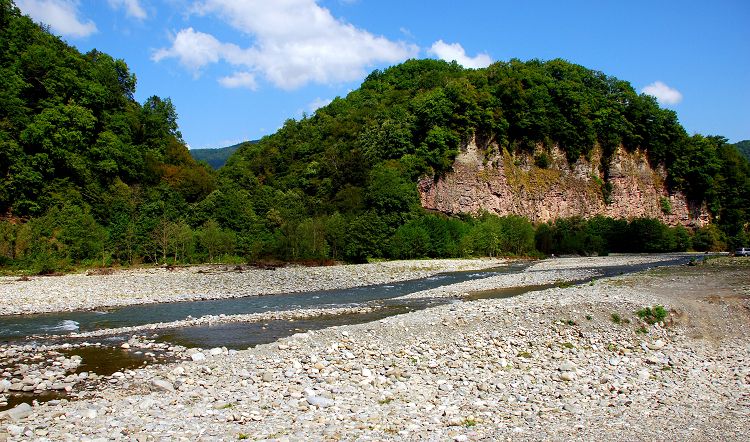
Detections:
[0, 207, 729, 274]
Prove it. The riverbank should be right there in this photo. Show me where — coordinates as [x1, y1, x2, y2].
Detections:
[2, 256, 747, 440]
[0, 258, 507, 316]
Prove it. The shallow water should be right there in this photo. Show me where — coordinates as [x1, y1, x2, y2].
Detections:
[0, 263, 529, 341]
[156, 304, 418, 349]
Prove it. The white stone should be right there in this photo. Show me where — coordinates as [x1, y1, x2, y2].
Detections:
[151, 378, 174, 392]
[648, 340, 666, 350]
[559, 360, 576, 371]
[560, 372, 577, 382]
[4, 403, 32, 421]
[306, 396, 334, 408]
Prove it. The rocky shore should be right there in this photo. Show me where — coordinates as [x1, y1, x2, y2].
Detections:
[1, 256, 747, 440]
[0, 259, 506, 315]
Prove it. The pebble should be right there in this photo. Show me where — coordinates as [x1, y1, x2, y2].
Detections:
[560, 371, 577, 382]
[306, 396, 334, 408]
[648, 340, 666, 350]
[559, 360, 576, 371]
[3, 403, 32, 421]
[150, 378, 174, 392]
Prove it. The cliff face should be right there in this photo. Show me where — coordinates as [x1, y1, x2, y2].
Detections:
[418, 137, 709, 226]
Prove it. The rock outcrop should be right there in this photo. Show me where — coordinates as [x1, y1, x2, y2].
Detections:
[419, 137, 709, 226]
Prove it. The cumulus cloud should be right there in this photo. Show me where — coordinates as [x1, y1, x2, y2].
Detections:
[428, 40, 492, 69]
[152, 27, 250, 72]
[17, 0, 97, 38]
[218, 71, 258, 90]
[108, 0, 148, 20]
[154, 0, 418, 90]
[641, 81, 683, 105]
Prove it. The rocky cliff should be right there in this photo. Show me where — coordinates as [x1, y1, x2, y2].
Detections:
[418, 137, 709, 226]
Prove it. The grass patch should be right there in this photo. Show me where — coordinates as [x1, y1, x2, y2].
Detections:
[585, 314, 593, 320]
[635, 305, 668, 325]
[610, 313, 630, 324]
[463, 418, 478, 427]
[517, 351, 532, 359]
[561, 342, 575, 349]
[378, 398, 393, 405]
[237, 434, 249, 440]
[636, 326, 649, 334]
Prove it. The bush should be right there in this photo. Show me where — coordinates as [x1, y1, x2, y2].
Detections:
[659, 197, 672, 214]
[635, 305, 668, 324]
[692, 225, 727, 251]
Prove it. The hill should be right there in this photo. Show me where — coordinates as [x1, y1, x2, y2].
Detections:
[190, 141, 256, 169]
[221, 58, 750, 257]
[735, 140, 750, 161]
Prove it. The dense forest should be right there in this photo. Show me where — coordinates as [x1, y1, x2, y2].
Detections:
[1, 0, 748, 273]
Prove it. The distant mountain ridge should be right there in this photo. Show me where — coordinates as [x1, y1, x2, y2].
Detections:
[735, 140, 750, 161]
[190, 141, 257, 169]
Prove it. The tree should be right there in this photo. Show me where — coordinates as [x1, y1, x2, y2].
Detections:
[198, 220, 236, 261]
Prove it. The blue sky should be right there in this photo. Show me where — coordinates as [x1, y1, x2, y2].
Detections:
[15, 0, 750, 148]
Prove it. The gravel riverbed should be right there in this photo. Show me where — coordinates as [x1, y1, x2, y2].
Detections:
[1, 255, 747, 441]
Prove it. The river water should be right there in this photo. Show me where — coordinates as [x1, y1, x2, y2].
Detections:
[0, 262, 531, 341]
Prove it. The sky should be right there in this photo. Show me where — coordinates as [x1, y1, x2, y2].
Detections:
[14, 0, 750, 149]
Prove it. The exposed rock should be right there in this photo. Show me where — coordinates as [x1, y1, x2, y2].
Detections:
[419, 137, 708, 226]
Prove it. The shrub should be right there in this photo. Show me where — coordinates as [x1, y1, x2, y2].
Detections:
[659, 197, 672, 214]
[635, 305, 668, 324]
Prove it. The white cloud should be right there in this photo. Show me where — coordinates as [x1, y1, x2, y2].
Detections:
[152, 27, 250, 73]
[108, 0, 148, 20]
[218, 71, 258, 90]
[641, 81, 683, 105]
[308, 97, 332, 112]
[154, 0, 418, 90]
[17, 0, 97, 38]
[427, 40, 492, 69]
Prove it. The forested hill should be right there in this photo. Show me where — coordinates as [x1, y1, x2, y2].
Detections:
[0, 0, 748, 272]
[190, 141, 256, 169]
[221, 58, 750, 253]
[0, 0, 214, 222]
